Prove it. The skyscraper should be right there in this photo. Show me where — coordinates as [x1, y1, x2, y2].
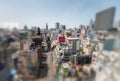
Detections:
[46, 23, 48, 30]
[60, 25, 66, 30]
[89, 19, 94, 28]
[95, 7, 116, 30]
[55, 22, 60, 29]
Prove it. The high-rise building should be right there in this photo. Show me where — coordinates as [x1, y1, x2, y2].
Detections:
[95, 7, 116, 30]
[89, 19, 94, 28]
[55, 22, 60, 29]
[46, 23, 48, 30]
[61, 25, 66, 30]
[79, 24, 85, 29]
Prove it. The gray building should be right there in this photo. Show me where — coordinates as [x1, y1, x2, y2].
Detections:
[46, 23, 48, 30]
[89, 19, 94, 28]
[61, 25, 66, 30]
[94, 7, 116, 30]
[55, 22, 60, 29]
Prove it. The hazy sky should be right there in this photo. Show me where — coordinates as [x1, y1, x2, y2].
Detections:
[0, 0, 120, 29]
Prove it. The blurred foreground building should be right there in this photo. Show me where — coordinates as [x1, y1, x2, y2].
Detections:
[94, 7, 116, 30]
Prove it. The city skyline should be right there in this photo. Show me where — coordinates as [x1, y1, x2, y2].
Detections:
[0, 0, 120, 29]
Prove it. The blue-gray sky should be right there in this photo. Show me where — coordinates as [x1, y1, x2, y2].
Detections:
[0, 0, 120, 29]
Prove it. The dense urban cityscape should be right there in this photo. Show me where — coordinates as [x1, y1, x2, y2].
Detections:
[0, 0, 120, 81]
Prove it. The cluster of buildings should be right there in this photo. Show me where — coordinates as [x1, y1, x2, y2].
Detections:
[0, 6, 120, 81]
[49, 7, 120, 81]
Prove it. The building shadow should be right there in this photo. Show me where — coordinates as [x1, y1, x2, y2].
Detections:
[36, 63, 49, 78]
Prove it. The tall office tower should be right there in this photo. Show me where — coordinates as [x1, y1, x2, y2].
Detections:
[37, 27, 41, 36]
[46, 23, 48, 30]
[89, 19, 94, 28]
[79, 24, 85, 29]
[94, 7, 116, 30]
[55, 22, 60, 29]
[61, 25, 66, 30]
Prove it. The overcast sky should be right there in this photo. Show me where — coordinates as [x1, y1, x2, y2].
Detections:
[0, 0, 120, 29]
